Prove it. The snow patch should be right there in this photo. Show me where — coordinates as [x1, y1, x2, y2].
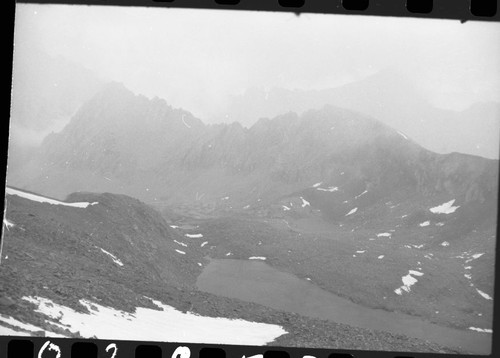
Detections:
[354, 190, 368, 199]
[356, 250, 365, 254]
[435, 222, 445, 227]
[282, 205, 291, 211]
[169, 225, 180, 229]
[468, 327, 492, 333]
[409, 270, 424, 277]
[419, 221, 430, 227]
[98, 248, 123, 267]
[226, 252, 232, 256]
[394, 270, 424, 295]
[476, 289, 493, 300]
[6, 187, 98, 208]
[175, 249, 186, 255]
[181, 114, 191, 129]
[300, 197, 310, 208]
[430, 199, 460, 214]
[174, 240, 187, 247]
[3, 218, 14, 230]
[465, 253, 485, 263]
[377, 233, 391, 237]
[317, 186, 339, 192]
[378, 255, 384, 259]
[346, 207, 358, 216]
[201, 241, 208, 247]
[397, 131, 409, 140]
[185, 233, 203, 238]
[20, 296, 287, 345]
[249, 257, 266, 260]
[441, 241, 450, 247]
[0, 315, 67, 337]
[312, 182, 322, 188]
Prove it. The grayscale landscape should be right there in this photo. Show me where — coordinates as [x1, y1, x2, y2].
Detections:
[1, 4, 499, 355]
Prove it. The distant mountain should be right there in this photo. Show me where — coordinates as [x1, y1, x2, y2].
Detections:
[214, 70, 500, 159]
[10, 47, 104, 135]
[7, 47, 104, 174]
[8, 83, 498, 236]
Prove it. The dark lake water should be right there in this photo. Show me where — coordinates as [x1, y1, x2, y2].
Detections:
[196, 259, 491, 355]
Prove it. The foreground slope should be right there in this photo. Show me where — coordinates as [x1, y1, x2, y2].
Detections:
[0, 187, 461, 352]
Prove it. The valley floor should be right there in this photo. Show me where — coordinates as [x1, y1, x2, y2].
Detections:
[0, 198, 494, 354]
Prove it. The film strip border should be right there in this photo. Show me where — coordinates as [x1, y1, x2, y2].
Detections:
[13, 0, 500, 21]
[15, 0, 500, 20]
[2, 1, 499, 358]
[0, 337, 477, 358]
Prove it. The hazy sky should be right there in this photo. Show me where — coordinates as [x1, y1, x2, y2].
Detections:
[13, 4, 500, 121]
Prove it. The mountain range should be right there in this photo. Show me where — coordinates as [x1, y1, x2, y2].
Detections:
[8, 82, 498, 221]
[214, 70, 500, 159]
[3, 80, 498, 352]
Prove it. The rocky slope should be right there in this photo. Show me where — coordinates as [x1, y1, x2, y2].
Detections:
[0, 188, 461, 353]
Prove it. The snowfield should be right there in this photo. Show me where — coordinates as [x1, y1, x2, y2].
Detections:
[10, 296, 287, 345]
[429, 199, 460, 214]
[6, 187, 98, 208]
